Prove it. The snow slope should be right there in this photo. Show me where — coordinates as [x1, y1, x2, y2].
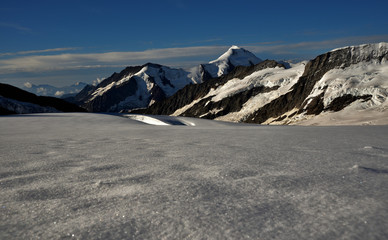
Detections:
[215, 62, 306, 122]
[189, 45, 262, 82]
[1, 113, 387, 239]
[172, 62, 306, 121]
[204, 45, 262, 78]
[276, 43, 388, 125]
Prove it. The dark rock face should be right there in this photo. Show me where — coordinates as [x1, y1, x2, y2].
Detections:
[83, 78, 139, 112]
[304, 93, 326, 115]
[0, 83, 86, 114]
[98, 66, 143, 89]
[63, 84, 96, 105]
[326, 94, 372, 112]
[134, 60, 284, 116]
[76, 65, 146, 112]
[181, 85, 279, 119]
[198, 64, 214, 82]
[72, 84, 97, 103]
[0, 106, 16, 115]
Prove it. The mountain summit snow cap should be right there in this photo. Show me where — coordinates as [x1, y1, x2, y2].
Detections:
[202, 45, 262, 78]
[210, 45, 262, 66]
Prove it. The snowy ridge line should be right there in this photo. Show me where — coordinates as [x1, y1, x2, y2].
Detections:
[330, 42, 388, 53]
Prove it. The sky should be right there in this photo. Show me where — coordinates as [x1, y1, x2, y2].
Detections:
[1, 0, 388, 88]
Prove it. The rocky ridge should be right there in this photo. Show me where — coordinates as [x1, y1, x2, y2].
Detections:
[73, 46, 261, 112]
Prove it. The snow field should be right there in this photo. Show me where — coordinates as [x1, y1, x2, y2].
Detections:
[1, 113, 387, 239]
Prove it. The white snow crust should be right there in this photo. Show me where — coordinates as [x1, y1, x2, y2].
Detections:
[1, 112, 387, 239]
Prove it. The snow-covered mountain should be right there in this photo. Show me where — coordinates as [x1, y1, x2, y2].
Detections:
[137, 43, 388, 125]
[74, 46, 261, 112]
[189, 45, 262, 82]
[22, 82, 88, 97]
[0, 83, 86, 114]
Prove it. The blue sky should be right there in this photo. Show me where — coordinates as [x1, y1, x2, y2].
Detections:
[1, 0, 388, 88]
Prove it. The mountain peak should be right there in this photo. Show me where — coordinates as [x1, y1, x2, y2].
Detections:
[210, 46, 262, 66]
[201, 46, 262, 78]
[229, 45, 241, 50]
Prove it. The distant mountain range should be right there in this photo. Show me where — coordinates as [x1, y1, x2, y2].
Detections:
[134, 43, 388, 125]
[2, 43, 388, 125]
[68, 46, 262, 112]
[22, 82, 88, 97]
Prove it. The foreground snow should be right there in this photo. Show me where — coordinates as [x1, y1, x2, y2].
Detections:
[1, 113, 387, 239]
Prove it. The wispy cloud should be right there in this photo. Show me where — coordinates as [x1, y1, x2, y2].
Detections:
[243, 35, 388, 58]
[0, 46, 229, 73]
[0, 47, 80, 57]
[0, 22, 32, 33]
[245, 41, 285, 45]
[1, 35, 387, 74]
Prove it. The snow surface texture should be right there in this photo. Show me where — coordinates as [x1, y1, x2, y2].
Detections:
[1, 113, 388, 239]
